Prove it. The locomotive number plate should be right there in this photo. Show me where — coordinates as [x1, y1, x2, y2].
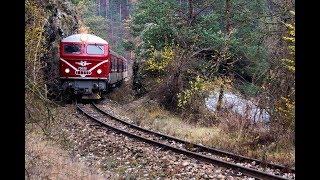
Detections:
[76, 67, 92, 77]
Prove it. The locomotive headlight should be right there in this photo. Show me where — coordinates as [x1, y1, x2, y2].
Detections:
[65, 68, 70, 73]
[97, 69, 102, 74]
[80, 34, 88, 42]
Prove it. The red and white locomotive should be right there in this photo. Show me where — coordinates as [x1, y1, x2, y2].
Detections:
[59, 33, 128, 99]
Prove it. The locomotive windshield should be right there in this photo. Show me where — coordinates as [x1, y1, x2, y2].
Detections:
[64, 44, 81, 54]
[87, 44, 105, 55]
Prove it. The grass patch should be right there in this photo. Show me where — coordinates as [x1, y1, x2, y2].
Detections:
[126, 98, 295, 167]
[25, 130, 111, 179]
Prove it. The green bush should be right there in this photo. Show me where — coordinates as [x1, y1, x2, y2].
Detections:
[236, 82, 260, 97]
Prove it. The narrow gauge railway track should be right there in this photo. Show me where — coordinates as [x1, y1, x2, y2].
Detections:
[76, 103, 294, 180]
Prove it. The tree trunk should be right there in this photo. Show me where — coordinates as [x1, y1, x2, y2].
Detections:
[105, 0, 109, 18]
[226, 0, 231, 34]
[121, 0, 129, 19]
[217, 0, 231, 112]
[188, 0, 193, 20]
[120, 3, 122, 21]
[216, 84, 224, 111]
[97, 0, 101, 16]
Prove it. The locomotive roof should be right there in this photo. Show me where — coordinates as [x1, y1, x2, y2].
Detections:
[62, 34, 108, 44]
[110, 50, 127, 61]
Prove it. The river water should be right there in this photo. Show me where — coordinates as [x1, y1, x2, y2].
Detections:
[205, 91, 270, 123]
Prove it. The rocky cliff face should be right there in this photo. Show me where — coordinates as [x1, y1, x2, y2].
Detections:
[36, 0, 80, 97]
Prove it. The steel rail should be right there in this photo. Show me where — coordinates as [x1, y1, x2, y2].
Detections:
[92, 103, 294, 173]
[77, 104, 291, 180]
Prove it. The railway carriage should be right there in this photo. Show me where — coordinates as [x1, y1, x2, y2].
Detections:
[59, 33, 128, 100]
[109, 50, 128, 86]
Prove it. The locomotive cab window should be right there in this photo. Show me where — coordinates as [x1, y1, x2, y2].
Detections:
[87, 44, 105, 55]
[64, 44, 81, 54]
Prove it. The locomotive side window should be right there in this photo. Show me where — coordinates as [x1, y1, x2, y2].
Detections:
[64, 44, 81, 54]
[87, 44, 105, 54]
[119, 60, 122, 72]
[111, 58, 113, 71]
[112, 57, 117, 71]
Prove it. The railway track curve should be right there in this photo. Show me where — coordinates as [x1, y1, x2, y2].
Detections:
[76, 102, 295, 180]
